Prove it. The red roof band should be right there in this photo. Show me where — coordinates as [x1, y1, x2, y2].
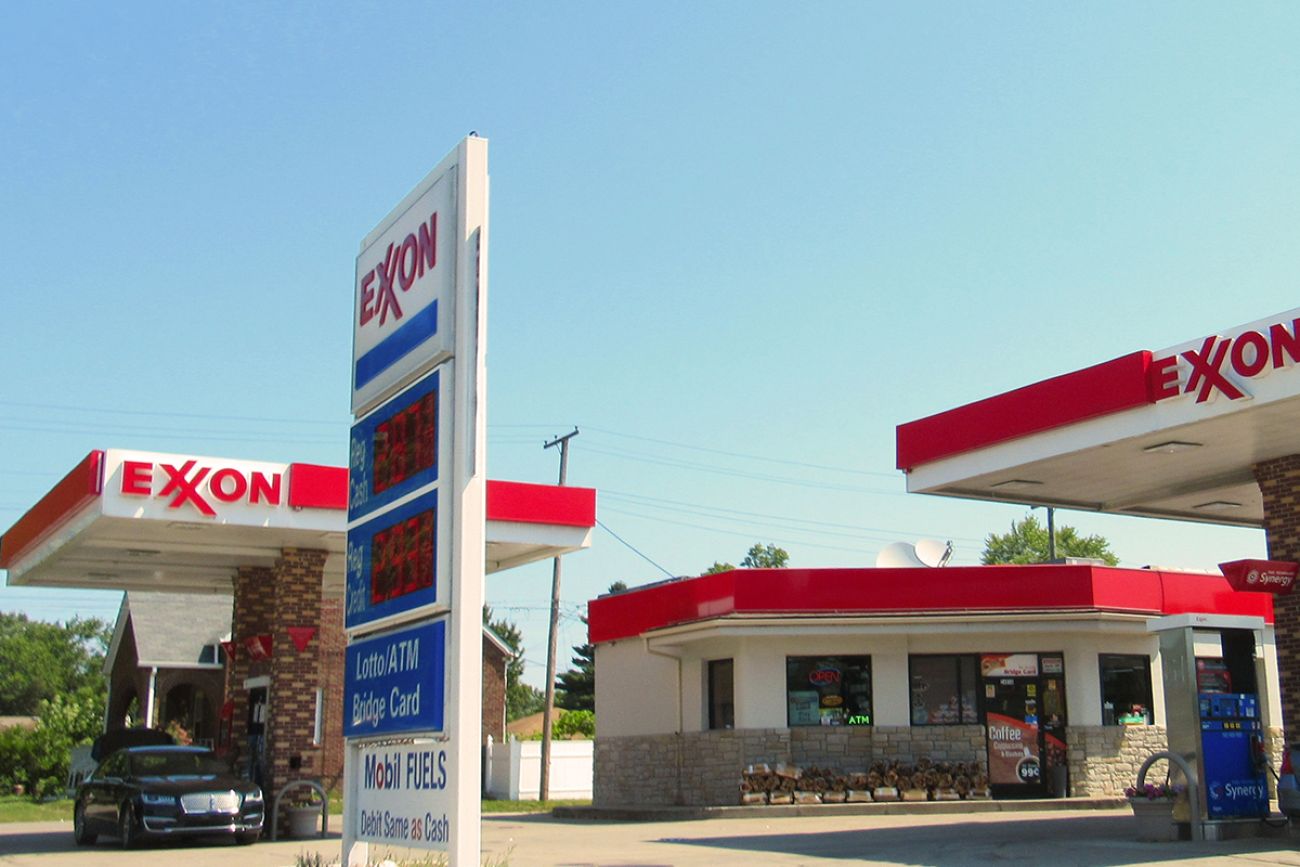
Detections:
[896, 351, 1155, 471]
[587, 564, 1274, 644]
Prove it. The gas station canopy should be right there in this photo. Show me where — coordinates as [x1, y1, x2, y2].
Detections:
[897, 308, 1300, 528]
[0, 449, 596, 594]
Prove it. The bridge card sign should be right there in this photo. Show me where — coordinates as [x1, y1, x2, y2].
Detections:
[1219, 559, 1299, 595]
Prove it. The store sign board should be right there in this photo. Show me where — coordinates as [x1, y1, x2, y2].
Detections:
[1219, 559, 1298, 595]
[349, 368, 444, 522]
[1148, 312, 1300, 405]
[345, 486, 448, 630]
[986, 712, 1040, 785]
[351, 151, 459, 416]
[981, 654, 1039, 678]
[355, 740, 452, 851]
[343, 619, 445, 738]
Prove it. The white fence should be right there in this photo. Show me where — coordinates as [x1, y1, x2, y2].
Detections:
[484, 738, 592, 800]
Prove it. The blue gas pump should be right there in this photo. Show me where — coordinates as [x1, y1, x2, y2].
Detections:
[1198, 691, 1268, 819]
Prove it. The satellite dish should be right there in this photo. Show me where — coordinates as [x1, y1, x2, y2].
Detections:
[876, 542, 928, 568]
[916, 539, 954, 568]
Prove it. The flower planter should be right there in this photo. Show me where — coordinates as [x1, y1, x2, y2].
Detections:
[286, 805, 321, 839]
[1130, 799, 1178, 842]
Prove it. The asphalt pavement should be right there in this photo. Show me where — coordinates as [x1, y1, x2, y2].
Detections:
[5, 807, 1300, 866]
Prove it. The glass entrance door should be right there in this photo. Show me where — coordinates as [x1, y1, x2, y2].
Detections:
[981, 653, 1061, 794]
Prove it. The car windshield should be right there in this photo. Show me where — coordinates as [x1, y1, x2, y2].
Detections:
[130, 751, 228, 778]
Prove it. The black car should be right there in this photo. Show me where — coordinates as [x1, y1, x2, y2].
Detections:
[73, 745, 263, 848]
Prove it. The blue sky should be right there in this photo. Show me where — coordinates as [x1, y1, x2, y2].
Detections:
[3, 3, 1299, 687]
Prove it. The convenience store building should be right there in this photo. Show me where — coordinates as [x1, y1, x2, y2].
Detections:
[588, 306, 1300, 806]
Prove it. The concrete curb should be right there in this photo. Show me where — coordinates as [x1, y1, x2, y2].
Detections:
[552, 796, 1128, 822]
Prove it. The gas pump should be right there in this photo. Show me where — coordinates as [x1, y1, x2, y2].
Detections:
[1150, 613, 1274, 838]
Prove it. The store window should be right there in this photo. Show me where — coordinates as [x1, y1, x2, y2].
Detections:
[909, 655, 979, 725]
[1099, 654, 1153, 725]
[786, 656, 872, 726]
[708, 659, 734, 730]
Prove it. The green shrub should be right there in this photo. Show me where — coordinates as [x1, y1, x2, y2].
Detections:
[552, 709, 594, 739]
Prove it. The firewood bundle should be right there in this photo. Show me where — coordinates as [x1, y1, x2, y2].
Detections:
[739, 758, 991, 805]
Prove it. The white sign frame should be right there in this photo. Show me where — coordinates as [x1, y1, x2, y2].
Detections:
[344, 136, 487, 867]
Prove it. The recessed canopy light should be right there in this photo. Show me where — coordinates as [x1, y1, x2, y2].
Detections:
[1193, 500, 1242, 511]
[1143, 441, 1203, 455]
[991, 479, 1043, 490]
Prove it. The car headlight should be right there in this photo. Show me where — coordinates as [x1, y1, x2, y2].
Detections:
[243, 789, 264, 805]
[141, 792, 175, 806]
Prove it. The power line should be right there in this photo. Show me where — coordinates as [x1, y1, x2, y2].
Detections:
[596, 519, 675, 579]
[581, 425, 899, 479]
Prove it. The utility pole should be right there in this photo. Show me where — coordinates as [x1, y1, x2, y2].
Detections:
[1046, 506, 1056, 562]
[539, 427, 578, 802]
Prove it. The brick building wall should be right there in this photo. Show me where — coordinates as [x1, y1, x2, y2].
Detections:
[1255, 453, 1300, 734]
[483, 640, 507, 745]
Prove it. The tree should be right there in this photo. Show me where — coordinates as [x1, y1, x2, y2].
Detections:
[703, 543, 790, 575]
[741, 543, 789, 569]
[0, 613, 110, 715]
[981, 515, 1119, 566]
[484, 607, 544, 722]
[556, 581, 627, 712]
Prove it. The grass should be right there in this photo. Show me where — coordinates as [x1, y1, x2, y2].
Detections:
[0, 796, 73, 823]
[0, 793, 587, 824]
[481, 798, 589, 813]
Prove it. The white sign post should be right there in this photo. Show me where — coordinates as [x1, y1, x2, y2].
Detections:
[343, 136, 487, 867]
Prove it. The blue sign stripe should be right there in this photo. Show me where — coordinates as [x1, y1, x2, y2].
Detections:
[355, 300, 439, 389]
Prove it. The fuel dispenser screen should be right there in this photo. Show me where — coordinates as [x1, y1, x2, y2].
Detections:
[1198, 691, 1268, 819]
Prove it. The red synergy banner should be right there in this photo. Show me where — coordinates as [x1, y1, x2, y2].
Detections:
[986, 712, 1040, 786]
[1219, 559, 1299, 595]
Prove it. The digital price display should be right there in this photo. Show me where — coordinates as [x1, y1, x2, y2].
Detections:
[350, 370, 440, 522]
[346, 489, 442, 630]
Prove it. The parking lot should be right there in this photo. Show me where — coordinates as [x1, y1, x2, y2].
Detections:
[4, 808, 1300, 866]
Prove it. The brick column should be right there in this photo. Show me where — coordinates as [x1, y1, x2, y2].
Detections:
[266, 547, 327, 802]
[229, 565, 274, 770]
[1254, 454, 1300, 734]
[318, 593, 346, 791]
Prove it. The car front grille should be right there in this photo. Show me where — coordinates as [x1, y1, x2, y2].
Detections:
[179, 790, 241, 814]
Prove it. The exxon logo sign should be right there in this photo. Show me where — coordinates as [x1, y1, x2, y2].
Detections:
[120, 459, 282, 518]
[1149, 316, 1300, 404]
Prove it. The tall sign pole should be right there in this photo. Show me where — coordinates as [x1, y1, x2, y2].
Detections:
[539, 427, 577, 801]
[343, 136, 488, 867]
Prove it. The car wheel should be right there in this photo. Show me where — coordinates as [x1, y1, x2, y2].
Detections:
[236, 830, 260, 845]
[118, 803, 138, 849]
[73, 801, 97, 846]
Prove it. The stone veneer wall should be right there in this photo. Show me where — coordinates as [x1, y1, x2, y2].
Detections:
[1064, 725, 1167, 796]
[595, 724, 1293, 805]
[595, 726, 986, 807]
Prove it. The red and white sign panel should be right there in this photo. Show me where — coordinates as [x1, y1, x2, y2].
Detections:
[980, 654, 1039, 678]
[1219, 559, 1299, 595]
[352, 151, 460, 416]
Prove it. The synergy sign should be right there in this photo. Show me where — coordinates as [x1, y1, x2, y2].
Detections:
[352, 152, 458, 416]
